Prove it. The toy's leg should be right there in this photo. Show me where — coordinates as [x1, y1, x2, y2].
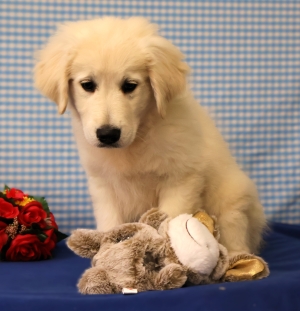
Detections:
[224, 253, 269, 282]
[155, 263, 187, 290]
[78, 266, 120, 294]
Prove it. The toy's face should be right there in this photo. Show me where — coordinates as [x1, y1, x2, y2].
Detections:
[167, 214, 220, 275]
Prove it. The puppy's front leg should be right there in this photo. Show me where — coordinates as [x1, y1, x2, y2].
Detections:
[88, 177, 123, 231]
[158, 174, 204, 217]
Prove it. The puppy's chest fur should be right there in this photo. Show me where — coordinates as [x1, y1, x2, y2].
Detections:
[89, 146, 174, 205]
[79, 131, 205, 218]
[97, 161, 166, 222]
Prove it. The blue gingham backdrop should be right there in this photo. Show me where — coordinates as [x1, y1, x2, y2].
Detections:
[0, 1, 299, 232]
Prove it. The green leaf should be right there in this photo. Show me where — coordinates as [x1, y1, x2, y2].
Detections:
[55, 230, 68, 243]
[0, 217, 13, 225]
[37, 233, 48, 242]
[4, 185, 10, 191]
[21, 223, 44, 236]
[0, 192, 16, 205]
[0, 240, 12, 261]
[32, 196, 50, 216]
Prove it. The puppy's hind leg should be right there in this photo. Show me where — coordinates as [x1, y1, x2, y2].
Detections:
[208, 169, 266, 257]
[217, 200, 266, 257]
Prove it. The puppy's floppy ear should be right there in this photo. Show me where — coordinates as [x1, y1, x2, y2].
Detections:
[145, 36, 190, 118]
[34, 26, 74, 115]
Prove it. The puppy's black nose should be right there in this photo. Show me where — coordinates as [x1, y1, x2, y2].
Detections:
[96, 126, 121, 145]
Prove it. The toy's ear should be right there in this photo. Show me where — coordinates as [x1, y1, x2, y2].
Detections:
[34, 25, 75, 114]
[139, 208, 169, 230]
[193, 211, 220, 240]
[144, 36, 190, 118]
[67, 229, 103, 259]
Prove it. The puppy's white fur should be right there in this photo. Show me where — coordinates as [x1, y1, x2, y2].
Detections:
[34, 17, 266, 256]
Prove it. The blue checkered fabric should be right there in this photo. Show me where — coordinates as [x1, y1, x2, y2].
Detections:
[0, 1, 299, 232]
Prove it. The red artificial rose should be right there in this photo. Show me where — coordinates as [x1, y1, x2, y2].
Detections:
[5, 230, 56, 261]
[38, 229, 57, 259]
[43, 228, 57, 246]
[48, 212, 58, 229]
[6, 188, 26, 200]
[18, 201, 47, 227]
[0, 221, 8, 251]
[0, 198, 19, 218]
[5, 234, 42, 261]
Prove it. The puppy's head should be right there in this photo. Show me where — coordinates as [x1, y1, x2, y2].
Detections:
[34, 17, 189, 148]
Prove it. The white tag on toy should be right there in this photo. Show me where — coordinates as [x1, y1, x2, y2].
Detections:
[122, 288, 138, 295]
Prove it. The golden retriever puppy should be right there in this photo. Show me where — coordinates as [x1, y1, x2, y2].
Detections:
[34, 17, 266, 256]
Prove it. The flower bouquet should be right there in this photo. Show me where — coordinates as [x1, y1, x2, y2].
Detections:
[0, 186, 67, 261]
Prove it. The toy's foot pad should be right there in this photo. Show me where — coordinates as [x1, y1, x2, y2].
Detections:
[224, 254, 269, 282]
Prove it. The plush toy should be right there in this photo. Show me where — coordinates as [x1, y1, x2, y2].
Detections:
[67, 208, 269, 294]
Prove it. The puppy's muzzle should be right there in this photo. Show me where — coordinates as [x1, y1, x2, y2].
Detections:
[96, 126, 121, 146]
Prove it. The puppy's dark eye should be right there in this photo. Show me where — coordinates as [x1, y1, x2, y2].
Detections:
[81, 80, 96, 92]
[121, 80, 137, 94]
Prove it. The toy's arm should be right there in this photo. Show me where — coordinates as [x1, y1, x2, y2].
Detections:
[67, 229, 103, 259]
[139, 208, 169, 230]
